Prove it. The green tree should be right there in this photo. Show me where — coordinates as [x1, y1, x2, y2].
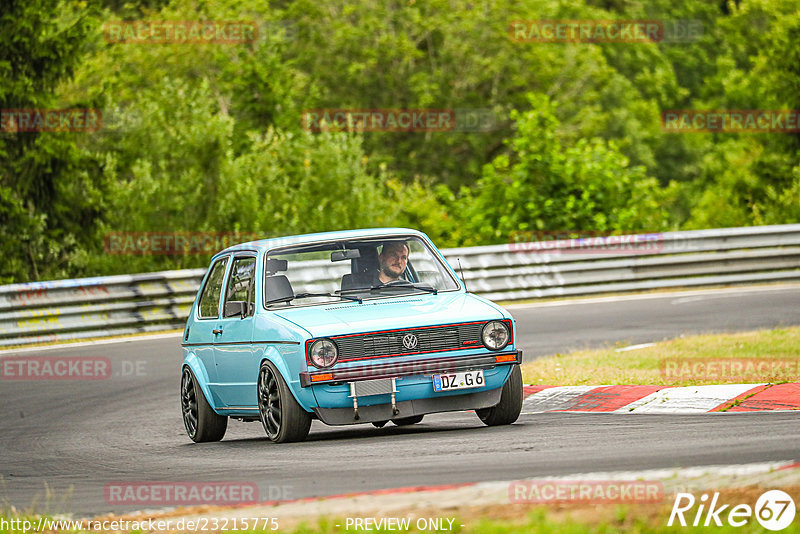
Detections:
[85, 76, 410, 275]
[457, 94, 668, 245]
[0, 0, 104, 282]
[285, 0, 654, 186]
[682, 0, 800, 227]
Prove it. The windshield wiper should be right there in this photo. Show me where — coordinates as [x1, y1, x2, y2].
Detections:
[341, 281, 438, 295]
[265, 292, 362, 305]
[296, 292, 363, 303]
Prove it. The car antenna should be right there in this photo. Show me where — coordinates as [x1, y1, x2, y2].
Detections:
[457, 258, 468, 292]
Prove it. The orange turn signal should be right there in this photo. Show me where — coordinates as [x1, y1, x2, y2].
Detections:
[311, 373, 333, 382]
[495, 354, 517, 363]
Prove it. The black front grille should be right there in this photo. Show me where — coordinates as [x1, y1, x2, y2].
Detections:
[334, 322, 484, 362]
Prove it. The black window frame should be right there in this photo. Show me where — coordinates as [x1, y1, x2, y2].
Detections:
[222, 253, 258, 318]
[197, 255, 231, 320]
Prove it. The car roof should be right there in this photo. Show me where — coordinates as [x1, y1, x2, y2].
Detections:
[213, 227, 427, 259]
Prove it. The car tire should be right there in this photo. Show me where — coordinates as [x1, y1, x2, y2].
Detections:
[258, 361, 311, 443]
[476, 364, 522, 426]
[181, 367, 228, 443]
[391, 415, 424, 426]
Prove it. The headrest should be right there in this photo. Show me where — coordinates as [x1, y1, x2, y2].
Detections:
[265, 275, 293, 302]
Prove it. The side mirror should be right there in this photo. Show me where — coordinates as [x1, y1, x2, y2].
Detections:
[224, 301, 248, 318]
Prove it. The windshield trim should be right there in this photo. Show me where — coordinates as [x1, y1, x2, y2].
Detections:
[261, 233, 461, 311]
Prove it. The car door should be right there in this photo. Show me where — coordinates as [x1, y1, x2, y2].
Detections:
[185, 255, 231, 407]
[212, 253, 258, 409]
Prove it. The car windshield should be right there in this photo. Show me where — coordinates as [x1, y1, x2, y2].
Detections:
[264, 235, 459, 308]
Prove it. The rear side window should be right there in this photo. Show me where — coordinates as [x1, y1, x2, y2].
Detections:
[198, 257, 229, 318]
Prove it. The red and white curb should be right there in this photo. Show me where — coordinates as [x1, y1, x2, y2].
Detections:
[100, 461, 800, 525]
[522, 383, 800, 414]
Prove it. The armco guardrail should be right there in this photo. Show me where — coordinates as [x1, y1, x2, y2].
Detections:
[1, 224, 799, 347]
[0, 270, 205, 347]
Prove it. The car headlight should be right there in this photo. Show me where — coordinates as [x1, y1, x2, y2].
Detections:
[482, 321, 510, 351]
[309, 338, 338, 368]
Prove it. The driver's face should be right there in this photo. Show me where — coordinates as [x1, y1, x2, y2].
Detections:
[379, 245, 408, 280]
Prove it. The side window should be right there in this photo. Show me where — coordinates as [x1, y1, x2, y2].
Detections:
[223, 257, 256, 318]
[198, 257, 229, 319]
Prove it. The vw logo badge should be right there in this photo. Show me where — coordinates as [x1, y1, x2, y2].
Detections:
[402, 333, 418, 350]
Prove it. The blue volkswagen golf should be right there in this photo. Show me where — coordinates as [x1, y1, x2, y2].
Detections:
[181, 228, 523, 443]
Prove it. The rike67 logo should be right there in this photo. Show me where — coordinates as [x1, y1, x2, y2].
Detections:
[668, 490, 796, 531]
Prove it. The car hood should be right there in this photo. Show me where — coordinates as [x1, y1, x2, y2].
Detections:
[273, 292, 506, 338]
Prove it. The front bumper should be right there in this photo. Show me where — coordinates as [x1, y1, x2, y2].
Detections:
[314, 386, 503, 425]
[299, 349, 522, 387]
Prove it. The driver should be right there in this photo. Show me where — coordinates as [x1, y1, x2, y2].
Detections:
[376, 241, 409, 284]
[340, 241, 409, 291]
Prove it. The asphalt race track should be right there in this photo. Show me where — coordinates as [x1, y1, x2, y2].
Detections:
[1, 285, 799, 516]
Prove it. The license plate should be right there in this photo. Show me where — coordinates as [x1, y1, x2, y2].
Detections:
[432, 370, 484, 392]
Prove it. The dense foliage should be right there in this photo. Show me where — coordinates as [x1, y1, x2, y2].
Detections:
[1, 0, 798, 282]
